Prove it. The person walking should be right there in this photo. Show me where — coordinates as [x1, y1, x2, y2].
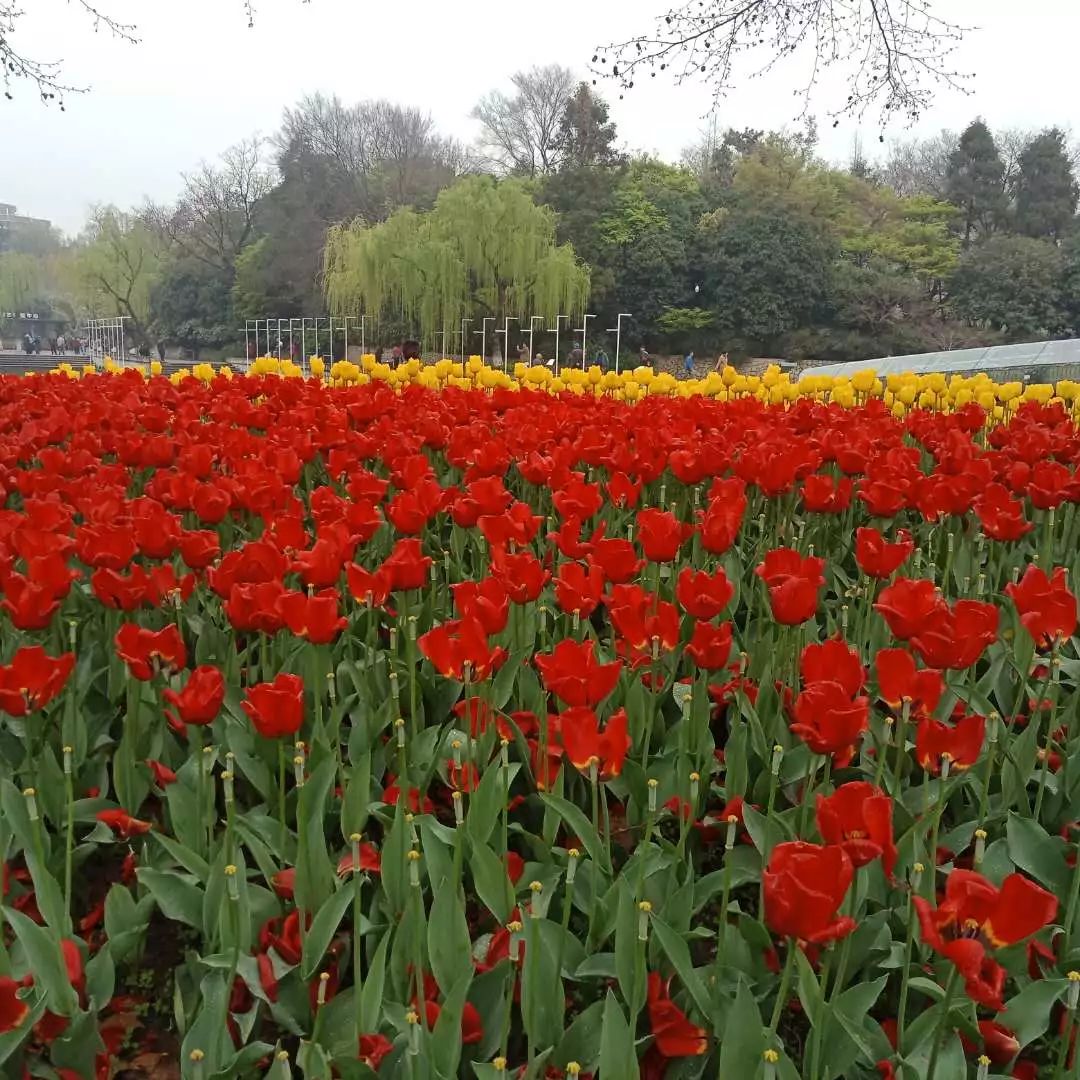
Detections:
[684, 351, 695, 378]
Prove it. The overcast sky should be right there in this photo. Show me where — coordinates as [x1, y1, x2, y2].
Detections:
[3, 0, 1077, 235]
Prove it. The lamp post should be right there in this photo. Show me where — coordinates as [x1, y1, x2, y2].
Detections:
[524, 315, 545, 363]
[460, 317, 473, 375]
[575, 314, 595, 370]
[476, 316, 496, 367]
[608, 313, 633, 375]
[548, 315, 570, 376]
[494, 316, 518, 372]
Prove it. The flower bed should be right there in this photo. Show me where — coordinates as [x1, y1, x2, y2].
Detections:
[0, 366, 1077, 1079]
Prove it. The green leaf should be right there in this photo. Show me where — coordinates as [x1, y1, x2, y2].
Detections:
[137, 868, 205, 930]
[614, 878, 646, 1019]
[360, 930, 390, 1034]
[538, 793, 605, 871]
[467, 761, 519, 847]
[301, 885, 354, 980]
[555, 998, 604, 1070]
[795, 947, 824, 1030]
[598, 989, 639, 1079]
[340, 752, 372, 840]
[469, 841, 513, 925]
[381, 802, 409, 917]
[104, 884, 150, 963]
[180, 971, 230, 1076]
[1006, 812, 1070, 893]
[428, 883, 472, 998]
[3, 907, 79, 1016]
[85, 947, 115, 1009]
[716, 979, 763, 1078]
[651, 917, 712, 1024]
[998, 977, 1069, 1049]
[521, 919, 566, 1051]
[742, 803, 790, 860]
[431, 972, 472, 1080]
[152, 830, 211, 883]
[295, 753, 337, 917]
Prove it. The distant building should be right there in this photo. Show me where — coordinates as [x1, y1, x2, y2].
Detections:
[0, 203, 55, 254]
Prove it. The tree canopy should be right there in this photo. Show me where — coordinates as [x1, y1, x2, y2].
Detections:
[323, 176, 589, 345]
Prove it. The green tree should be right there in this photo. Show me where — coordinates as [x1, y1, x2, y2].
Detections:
[699, 209, 836, 351]
[949, 235, 1066, 337]
[945, 120, 1006, 244]
[65, 209, 163, 348]
[150, 258, 235, 361]
[556, 83, 623, 170]
[1013, 129, 1079, 240]
[323, 175, 589, 341]
[0, 253, 45, 313]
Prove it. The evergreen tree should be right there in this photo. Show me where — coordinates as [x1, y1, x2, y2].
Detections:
[1013, 129, 1079, 240]
[556, 83, 624, 170]
[945, 120, 1005, 245]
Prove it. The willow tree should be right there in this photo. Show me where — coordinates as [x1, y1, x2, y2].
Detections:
[323, 175, 589, 348]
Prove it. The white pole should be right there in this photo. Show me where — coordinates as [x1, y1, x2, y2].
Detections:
[576, 314, 595, 370]
[344, 316, 349, 362]
[460, 317, 472, 371]
[502, 316, 518, 371]
[608, 313, 632, 375]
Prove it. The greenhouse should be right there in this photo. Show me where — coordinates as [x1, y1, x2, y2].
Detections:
[802, 339, 1080, 384]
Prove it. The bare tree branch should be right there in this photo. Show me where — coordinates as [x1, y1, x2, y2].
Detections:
[592, 0, 971, 125]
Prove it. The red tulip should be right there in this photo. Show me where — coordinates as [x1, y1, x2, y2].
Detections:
[802, 474, 853, 514]
[148, 759, 177, 787]
[535, 639, 622, 708]
[915, 713, 985, 773]
[242, 673, 305, 739]
[96, 809, 152, 839]
[0, 574, 61, 630]
[490, 548, 549, 604]
[646, 973, 708, 1057]
[855, 527, 913, 579]
[0, 646, 74, 717]
[114, 623, 187, 681]
[552, 476, 603, 521]
[554, 562, 606, 619]
[0, 977, 28, 1034]
[974, 483, 1032, 542]
[559, 706, 630, 779]
[800, 637, 865, 697]
[874, 577, 946, 641]
[606, 471, 642, 509]
[337, 843, 382, 877]
[791, 681, 869, 762]
[163, 665, 226, 728]
[676, 567, 734, 620]
[874, 648, 943, 714]
[293, 537, 348, 589]
[74, 524, 137, 571]
[279, 589, 348, 644]
[697, 479, 746, 555]
[178, 529, 221, 570]
[379, 539, 432, 592]
[685, 620, 734, 670]
[346, 564, 391, 609]
[914, 870, 1057, 1010]
[756, 548, 825, 625]
[816, 782, 896, 878]
[479, 501, 543, 549]
[636, 508, 692, 563]
[608, 587, 681, 653]
[225, 580, 287, 635]
[358, 1034, 394, 1071]
[589, 538, 644, 585]
[452, 577, 510, 636]
[763, 841, 856, 944]
[419, 617, 506, 681]
[1006, 566, 1077, 649]
[910, 600, 999, 670]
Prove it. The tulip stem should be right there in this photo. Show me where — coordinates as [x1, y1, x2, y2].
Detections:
[766, 942, 797, 1044]
[1062, 835, 1080, 957]
[1052, 1001, 1076, 1079]
[352, 870, 364, 1042]
[895, 879, 919, 1052]
[191, 723, 206, 859]
[799, 756, 820, 838]
[278, 740, 287, 838]
[1032, 654, 1059, 821]
[891, 701, 910, 791]
[925, 966, 959, 1080]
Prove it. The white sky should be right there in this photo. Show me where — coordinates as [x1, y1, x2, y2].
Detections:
[2, 0, 1078, 235]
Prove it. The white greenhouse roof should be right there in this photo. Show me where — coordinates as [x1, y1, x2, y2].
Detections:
[803, 339, 1080, 378]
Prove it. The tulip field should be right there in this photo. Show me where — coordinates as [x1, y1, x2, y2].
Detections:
[2, 359, 1080, 1080]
